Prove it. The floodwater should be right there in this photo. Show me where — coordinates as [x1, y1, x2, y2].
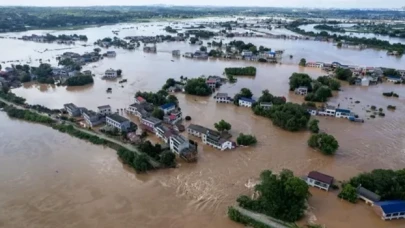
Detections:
[299, 24, 405, 44]
[1, 19, 405, 228]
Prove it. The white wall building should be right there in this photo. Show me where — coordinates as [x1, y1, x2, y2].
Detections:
[238, 97, 255, 108]
[104, 69, 117, 79]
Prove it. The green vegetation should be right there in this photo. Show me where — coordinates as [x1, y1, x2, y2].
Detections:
[227, 207, 274, 228]
[299, 58, 306, 67]
[314, 24, 345, 33]
[135, 90, 169, 106]
[5, 106, 54, 124]
[267, 103, 310, 131]
[31, 63, 54, 84]
[214, 119, 231, 132]
[335, 68, 353, 81]
[185, 30, 215, 39]
[308, 119, 320, 133]
[338, 184, 358, 203]
[159, 151, 176, 167]
[382, 91, 399, 97]
[162, 78, 183, 90]
[65, 75, 94, 86]
[225, 67, 256, 76]
[137, 141, 175, 167]
[383, 68, 400, 77]
[184, 77, 212, 96]
[0, 91, 26, 105]
[317, 76, 341, 91]
[152, 107, 164, 120]
[117, 148, 152, 173]
[236, 169, 310, 222]
[164, 26, 177, 33]
[252, 90, 286, 114]
[289, 73, 312, 91]
[308, 133, 339, 155]
[387, 105, 396, 110]
[305, 86, 332, 102]
[348, 169, 405, 200]
[236, 134, 257, 146]
[167, 95, 178, 106]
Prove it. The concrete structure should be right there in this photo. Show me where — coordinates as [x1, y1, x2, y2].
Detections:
[306, 171, 334, 191]
[259, 102, 273, 110]
[82, 110, 105, 127]
[97, 105, 111, 116]
[187, 124, 234, 151]
[335, 108, 353, 119]
[239, 97, 255, 108]
[104, 69, 117, 79]
[361, 77, 370, 86]
[141, 116, 162, 132]
[64, 103, 81, 117]
[160, 103, 176, 115]
[241, 50, 253, 57]
[373, 201, 405, 220]
[163, 109, 182, 124]
[134, 96, 146, 104]
[205, 79, 217, 89]
[106, 114, 131, 131]
[294, 86, 308, 95]
[155, 125, 175, 143]
[357, 186, 381, 206]
[215, 93, 231, 103]
[318, 105, 336, 117]
[306, 62, 324, 68]
[184, 52, 193, 58]
[172, 50, 181, 56]
[386, 76, 402, 83]
[169, 134, 190, 154]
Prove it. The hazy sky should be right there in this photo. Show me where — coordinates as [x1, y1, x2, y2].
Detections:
[0, 0, 403, 8]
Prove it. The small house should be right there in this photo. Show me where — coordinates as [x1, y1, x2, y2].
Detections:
[106, 51, 116, 57]
[187, 124, 234, 151]
[361, 77, 370, 86]
[135, 96, 146, 104]
[306, 171, 334, 191]
[104, 69, 117, 79]
[172, 50, 181, 56]
[215, 93, 231, 103]
[259, 102, 273, 110]
[238, 97, 255, 108]
[206, 79, 217, 89]
[357, 186, 381, 205]
[241, 50, 253, 57]
[64, 103, 81, 117]
[386, 76, 402, 83]
[184, 52, 193, 58]
[141, 116, 162, 132]
[164, 110, 182, 124]
[97, 105, 112, 116]
[294, 86, 308, 96]
[160, 103, 176, 115]
[155, 125, 176, 143]
[82, 110, 105, 127]
[373, 200, 405, 220]
[83, 70, 92, 76]
[106, 114, 131, 131]
[318, 105, 336, 117]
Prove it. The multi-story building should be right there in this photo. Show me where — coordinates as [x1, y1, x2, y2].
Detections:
[238, 97, 255, 108]
[64, 103, 81, 117]
[141, 116, 162, 132]
[155, 125, 175, 143]
[187, 124, 234, 151]
[82, 110, 105, 127]
[169, 134, 197, 162]
[97, 105, 112, 116]
[106, 51, 116, 57]
[106, 114, 131, 131]
[104, 69, 117, 79]
[164, 109, 182, 125]
[160, 103, 176, 115]
[215, 93, 231, 103]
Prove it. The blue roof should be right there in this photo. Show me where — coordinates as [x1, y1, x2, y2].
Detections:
[375, 200, 405, 214]
[160, 103, 175, 109]
[268, 51, 276, 55]
[336, 108, 351, 113]
[332, 62, 341, 66]
[387, 75, 401, 79]
[239, 97, 256, 103]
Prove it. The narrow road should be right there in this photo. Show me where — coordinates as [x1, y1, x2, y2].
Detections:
[0, 97, 160, 168]
[233, 206, 292, 228]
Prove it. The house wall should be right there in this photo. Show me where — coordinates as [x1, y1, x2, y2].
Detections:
[381, 211, 405, 220]
[216, 97, 230, 103]
[106, 118, 130, 131]
[99, 108, 111, 115]
[239, 100, 252, 107]
[335, 112, 352, 119]
[161, 106, 175, 115]
[306, 177, 330, 191]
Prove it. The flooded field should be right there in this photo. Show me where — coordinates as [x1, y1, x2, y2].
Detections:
[1, 18, 405, 228]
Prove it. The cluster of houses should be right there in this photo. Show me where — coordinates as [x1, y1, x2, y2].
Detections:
[58, 51, 101, 66]
[305, 171, 405, 221]
[143, 44, 157, 53]
[305, 104, 361, 121]
[127, 96, 198, 161]
[306, 61, 405, 86]
[104, 68, 118, 79]
[63, 103, 135, 132]
[183, 50, 208, 59]
[20, 34, 77, 44]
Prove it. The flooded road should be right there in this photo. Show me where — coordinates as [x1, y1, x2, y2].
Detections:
[1, 19, 405, 228]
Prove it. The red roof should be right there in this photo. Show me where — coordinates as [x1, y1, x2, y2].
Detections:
[206, 79, 216, 83]
[169, 114, 177, 120]
[308, 171, 334, 185]
[136, 96, 145, 102]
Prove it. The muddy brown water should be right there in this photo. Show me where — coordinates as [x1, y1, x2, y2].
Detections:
[1, 19, 405, 228]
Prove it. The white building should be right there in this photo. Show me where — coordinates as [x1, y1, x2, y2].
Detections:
[106, 51, 116, 57]
[259, 102, 273, 110]
[64, 103, 81, 117]
[172, 50, 181, 56]
[386, 77, 402, 83]
[374, 201, 405, 221]
[318, 105, 336, 117]
[238, 97, 255, 108]
[361, 77, 370, 86]
[184, 52, 193, 58]
[306, 62, 324, 68]
[187, 124, 234, 151]
[82, 110, 105, 127]
[159, 103, 176, 115]
[215, 93, 230, 103]
[104, 69, 117, 79]
[169, 134, 190, 155]
[335, 108, 353, 119]
[306, 171, 334, 191]
[294, 86, 308, 95]
[97, 105, 112, 116]
[106, 114, 131, 131]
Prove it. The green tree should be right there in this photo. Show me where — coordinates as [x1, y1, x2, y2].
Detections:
[184, 77, 212, 96]
[289, 73, 312, 91]
[21, 73, 31, 83]
[308, 133, 339, 155]
[337, 42, 342, 48]
[240, 88, 253, 98]
[338, 184, 358, 203]
[132, 154, 152, 173]
[308, 119, 320, 133]
[160, 151, 176, 167]
[236, 134, 257, 146]
[214, 119, 231, 132]
[152, 107, 164, 120]
[268, 103, 310, 131]
[335, 68, 353, 81]
[236, 169, 310, 222]
[167, 94, 178, 106]
[65, 75, 94, 86]
[224, 66, 256, 76]
[199, 46, 207, 52]
[117, 69, 122, 76]
[299, 58, 306, 66]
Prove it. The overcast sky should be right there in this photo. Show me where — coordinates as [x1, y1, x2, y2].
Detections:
[0, 0, 403, 9]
